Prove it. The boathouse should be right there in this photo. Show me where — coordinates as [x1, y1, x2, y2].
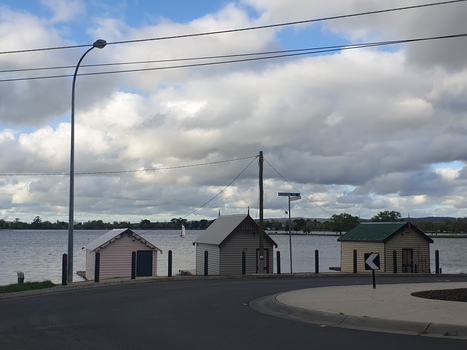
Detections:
[193, 214, 277, 275]
[83, 228, 162, 280]
[338, 222, 433, 273]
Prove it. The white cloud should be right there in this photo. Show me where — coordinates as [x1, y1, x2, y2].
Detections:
[2, 1, 467, 222]
[41, 0, 85, 23]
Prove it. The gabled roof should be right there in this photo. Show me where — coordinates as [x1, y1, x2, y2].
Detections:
[338, 222, 433, 243]
[83, 228, 162, 252]
[194, 214, 277, 247]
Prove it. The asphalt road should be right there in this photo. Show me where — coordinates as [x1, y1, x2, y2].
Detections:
[1, 275, 466, 350]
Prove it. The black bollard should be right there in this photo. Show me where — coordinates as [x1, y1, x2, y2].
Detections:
[242, 251, 246, 275]
[276, 251, 281, 274]
[393, 250, 397, 273]
[131, 251, 136, 279]
[62, 253, 67, 286]
[204, 250, 208, 276]
[435, 250, 440, 274]
[168, 250, 173, 277]
[94, 251, 100, 282]
[315, 249, 319, 274]
[353, 249, 358, 273]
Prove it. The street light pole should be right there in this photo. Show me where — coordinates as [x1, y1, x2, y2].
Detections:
[288, 195, 292, 273]
[278, 192, 300, 274]
[68, 39, 106, 283]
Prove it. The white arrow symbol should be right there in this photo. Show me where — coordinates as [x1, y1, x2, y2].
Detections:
[365, 253, 379, 270]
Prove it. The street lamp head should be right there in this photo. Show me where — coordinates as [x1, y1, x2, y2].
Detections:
[93, 39, 107, 49]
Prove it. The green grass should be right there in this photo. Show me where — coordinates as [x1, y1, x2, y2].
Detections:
[0, 281, 56, 294]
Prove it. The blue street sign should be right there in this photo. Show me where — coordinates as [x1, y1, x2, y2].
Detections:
[278, 192, 300, 197]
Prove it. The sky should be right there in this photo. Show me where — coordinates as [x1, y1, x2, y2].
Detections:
[2, 0, 467, 224]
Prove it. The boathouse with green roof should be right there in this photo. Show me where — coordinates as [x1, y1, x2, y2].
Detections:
[337, 222, 433, 273]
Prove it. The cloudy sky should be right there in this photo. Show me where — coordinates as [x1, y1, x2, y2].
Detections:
[1, 0, 467, 224]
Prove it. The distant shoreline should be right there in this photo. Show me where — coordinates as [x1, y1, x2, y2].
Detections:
[268, 231, 467, 238]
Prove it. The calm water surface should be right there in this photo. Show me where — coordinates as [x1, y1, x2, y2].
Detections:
[0, 230, 465, 285]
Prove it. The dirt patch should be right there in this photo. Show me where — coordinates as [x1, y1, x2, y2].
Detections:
[412, 288, 467, 302]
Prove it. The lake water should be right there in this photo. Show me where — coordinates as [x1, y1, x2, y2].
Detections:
[0, 230, 466, 285]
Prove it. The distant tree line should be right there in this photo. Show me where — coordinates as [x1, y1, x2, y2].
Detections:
[0, 216, 214, 230]
[2, 210, 466, 233]
[266, 210, 467, 235]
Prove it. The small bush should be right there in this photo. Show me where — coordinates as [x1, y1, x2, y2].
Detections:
[177, 270, 192, 276]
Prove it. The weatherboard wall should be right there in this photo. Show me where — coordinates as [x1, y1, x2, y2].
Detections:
[219, 230, 274, 274]
[85, 234, 158, 280]
[195, 243, 220, 275]
[384, 228, 431, 273]
[340, 241, 385, 273]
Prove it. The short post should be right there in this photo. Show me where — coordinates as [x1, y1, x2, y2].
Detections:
[62, 253, 68, 286]
[131, 251, 136, 279]
[276, 251, 281, 274]
[94, 251, 100, 283]
[435, 250, 440, 274]
[353, 249, 358, 273]
[168, 250, 173, 277]
[242, 251, 246, 275]
[364, 252, 380, 289]
[204, 250, 208, 276]
[393, 250, 397, 273]
[17, 271, 24, 284]
[314, 249, 319, 274]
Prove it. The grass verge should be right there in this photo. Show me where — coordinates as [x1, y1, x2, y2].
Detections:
[0, 281, 56, 294]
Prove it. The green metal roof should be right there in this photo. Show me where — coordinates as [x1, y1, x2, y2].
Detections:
[337, 222, 407, 242]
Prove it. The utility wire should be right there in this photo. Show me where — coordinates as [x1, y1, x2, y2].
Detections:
[2, 32, 466, 83]
[264, 157, 334, 217]
[182, 155, 258, 218]
[0, 44, 372, 74]
[5, 31, 465, 75]
[108, 0, 467, 47]
[0, 155, 257, 177]
[0, 0, 464, 55]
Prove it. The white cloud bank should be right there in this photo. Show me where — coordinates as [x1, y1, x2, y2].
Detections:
[1, 0, 467, 223]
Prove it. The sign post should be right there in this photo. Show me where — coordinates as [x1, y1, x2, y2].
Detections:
[364, 252, 380, 289]
[278, 192, 301, 273]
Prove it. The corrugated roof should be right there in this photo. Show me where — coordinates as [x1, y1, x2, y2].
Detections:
[337, 222, 407, 242]
[194, 214, 277, 247]
[83, 228, 162, 252]
[194, 215, 247, 245]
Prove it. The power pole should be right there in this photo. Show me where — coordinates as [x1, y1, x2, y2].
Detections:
[258, 151, 264, 274]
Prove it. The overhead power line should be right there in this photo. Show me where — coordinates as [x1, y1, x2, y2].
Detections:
[264, 157, 334, 217]
[1, 32, 466, 83]
[0, 155, 258, 177]
[182, 155, 258, 218]
[0, 0, 464, 55]
[107, 0, 467, 47]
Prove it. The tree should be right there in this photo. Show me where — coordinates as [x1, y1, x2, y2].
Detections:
[331, 213, 360, 234]
[170, 217, 187, 229]
[293, 218, 307, 232]
[371, 211, 402, 222]
[32, 216, 42, 225]
[139, 219, 153, 229]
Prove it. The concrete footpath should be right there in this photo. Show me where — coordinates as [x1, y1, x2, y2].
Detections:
[250, 282, 467, 339]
